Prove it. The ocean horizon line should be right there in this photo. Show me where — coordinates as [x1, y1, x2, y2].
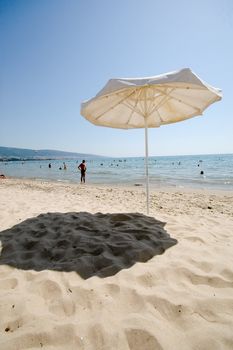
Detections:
[1, 145, 232, 160]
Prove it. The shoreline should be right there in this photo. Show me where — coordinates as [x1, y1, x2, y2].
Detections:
[1, 175, 233, 197]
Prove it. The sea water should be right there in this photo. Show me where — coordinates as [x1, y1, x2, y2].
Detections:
[1, 154, 233, 191]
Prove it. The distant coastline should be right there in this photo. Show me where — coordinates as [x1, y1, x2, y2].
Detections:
[1, 157, 60, 162]
[0, 146, 105, 162]
[1, 146, 232, 162]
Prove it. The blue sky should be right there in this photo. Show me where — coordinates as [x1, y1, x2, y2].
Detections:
[0, 0, 232, 157]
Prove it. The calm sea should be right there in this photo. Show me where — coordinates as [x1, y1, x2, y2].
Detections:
[1, 154, 233, 191]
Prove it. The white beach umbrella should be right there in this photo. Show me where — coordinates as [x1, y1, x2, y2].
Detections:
[80, 68, 222, 214]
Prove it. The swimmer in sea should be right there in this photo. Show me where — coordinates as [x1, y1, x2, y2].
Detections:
[78, 160, 86, 183]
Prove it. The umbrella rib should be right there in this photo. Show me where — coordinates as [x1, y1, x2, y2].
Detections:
[123, 88, 147, 117]
[148, 90, 174, 116]
[146, 88, 169, 115]
[95, 89, 138, 121]
[155, 108, 164, 123]
[122, 101, 144, 117]
[124, 89, 142, 125]
[153, 86, 202, 113]
[147, 89, 160, 114]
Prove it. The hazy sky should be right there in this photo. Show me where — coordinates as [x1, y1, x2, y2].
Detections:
[1, 0, 232, 157]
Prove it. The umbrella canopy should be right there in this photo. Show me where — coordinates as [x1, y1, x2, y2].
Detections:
[80, 68, 222, 213]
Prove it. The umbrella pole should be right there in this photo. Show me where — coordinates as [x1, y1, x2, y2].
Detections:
[145, 117, 149, 215]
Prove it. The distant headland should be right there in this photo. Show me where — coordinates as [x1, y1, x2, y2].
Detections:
[0, 146, 104, 161]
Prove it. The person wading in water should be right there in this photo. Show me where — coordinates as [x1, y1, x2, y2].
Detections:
[78, 160, 86, 183]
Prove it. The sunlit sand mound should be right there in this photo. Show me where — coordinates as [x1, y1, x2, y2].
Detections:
[0, 212, 177, 278]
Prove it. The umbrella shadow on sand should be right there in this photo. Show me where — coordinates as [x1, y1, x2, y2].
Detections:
[0, 212, 177, 279]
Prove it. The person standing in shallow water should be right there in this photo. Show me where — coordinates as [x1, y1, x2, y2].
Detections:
[78, 160, 86, 183]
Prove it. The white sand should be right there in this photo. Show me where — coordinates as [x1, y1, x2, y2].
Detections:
[0, 178, 233, 350]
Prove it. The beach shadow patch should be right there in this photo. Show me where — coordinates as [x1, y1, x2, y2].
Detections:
[0, 212, 177, 279]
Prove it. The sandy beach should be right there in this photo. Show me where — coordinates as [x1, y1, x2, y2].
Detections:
[0, 178, 233, 349]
